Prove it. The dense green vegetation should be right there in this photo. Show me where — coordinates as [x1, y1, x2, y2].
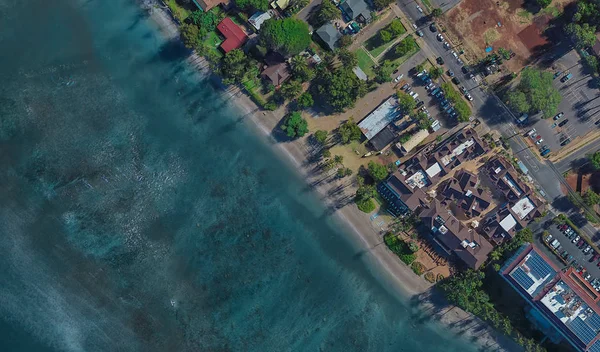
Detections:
[180, 23, 200, 49]
[235, 0, 270, 12]
[440, 83, 471, 122]
[565, 23, 597, 49]
[395, 36, 417, 56]
[290, 56, 315, 82]
[397, 91, 416, 112]
[220, 49, 253, 84]
[373, 0, 395, 10]
[338, 118, 362, 143]
[312, 0, 341, 27]
[367, 161, 389, 182]
[584, 190, 600, 206]
[355, 184, 377, 213]
[338, 49, 358, 67]
[314, 130, 328, 144]
[297, 92, 314, 109]
[506, 68, 561, 118]
[589, 151, 600, 169]
[384, 233, 416, 265]
[280, 80, 303, 100]
[281, 112, 308, 138]
[260, 18, 311, 57]
[314, 67, 367, 112]
[431, 8, 442, 17]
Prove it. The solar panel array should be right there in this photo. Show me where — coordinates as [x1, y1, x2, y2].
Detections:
[525, 251, 555, 280]
[570, 316, 597, 345]
[589, 339, 600, 352]
[511, 267, 534, 291]
[588, 313, 600, 332]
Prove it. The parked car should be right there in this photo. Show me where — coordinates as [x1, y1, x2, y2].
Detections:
[436, 33, 444, 41]
[416, 30, 424, 37]
[412, 23, 418, 30]
[452, 77, 460, 84]
[461, 66, 469, 74]
[561, 138, 571, 146]
[465, 93, 473, 101]
[416, 100, 424, 108]
[561, 73, 573, 83]
[409, 91, 419, 99]
[578, 239, 585, 246]
[539, 145, 548, 153]
[430, 23, 437, 32]
[553, 112, 564, 120]
[457, 58, 464, 66]
[526, 128, 537, 137]
[447, 70, 454, 77]
[553, 71, 562, 79]
[402, 83, 410, 90]
[451, 51, 459, 59]
[431, 88, 440, 95]
[416, 5, 423, 13]
[394, 74, 404, 83]
[459, 86, 467, 94]
[436, 57, 444, 64]
[584, 245, 592, 254]
[545, 234, 553, 242]
[444, 42, 451, 50]
[593, 253, 600, 262]
[558, 119, 569, 127]
[536, 138, 543, 145]
[541, 148, 551, 157]
[585, 272, 592, 281]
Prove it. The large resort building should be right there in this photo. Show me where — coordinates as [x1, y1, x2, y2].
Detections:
[502, 244, 600, 352]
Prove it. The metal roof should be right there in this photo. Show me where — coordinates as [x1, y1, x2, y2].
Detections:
[358, 96, 400, 140]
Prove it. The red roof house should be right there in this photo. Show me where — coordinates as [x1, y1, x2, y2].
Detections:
[217, 18, 248, 53]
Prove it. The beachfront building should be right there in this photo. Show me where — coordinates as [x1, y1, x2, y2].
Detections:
[358, 96, 401, 141]
[192, 0, 230, 12]
[217, 18, 248, 53]
[260, 52, 290, 87]
[438, 170, 492, 219]
[480, 157, 544, 245]
[339, 0, 371, 24]
[420, 200, 493, 269]
[502, 243, 600, 351]
[315, 23, 343, 51]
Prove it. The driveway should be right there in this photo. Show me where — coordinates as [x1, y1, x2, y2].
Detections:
[296, 0, 322, 29]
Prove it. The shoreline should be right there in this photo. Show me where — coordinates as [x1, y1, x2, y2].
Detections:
[145, 3, 518, 350]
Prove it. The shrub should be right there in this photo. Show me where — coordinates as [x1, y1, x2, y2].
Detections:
[411, 261, 425, 275]
[424, 272, 436, 283]
[356, 198, 376, 213]
[436, 273, 445, 282]
[384, 233, 417, 265]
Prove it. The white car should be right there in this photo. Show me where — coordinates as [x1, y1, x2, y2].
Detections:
[416, 5, 423, 13]
[536, 138, 543, 145]
[412, 23, 418, 30]
[443, 42, 450, 50]
[409, 91, 419, 99]
[451, 51, 458, 59]
[394, 74, 404, 83]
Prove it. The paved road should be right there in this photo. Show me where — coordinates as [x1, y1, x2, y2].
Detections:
[296, 0, 322, 29]
[395, 0, 600, 243]
[555, 138, 600, 173]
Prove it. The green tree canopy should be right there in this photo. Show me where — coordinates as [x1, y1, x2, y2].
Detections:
[180, 23, 200, 49]
[507, 90, 531, 114]
[397, 91, 416, 112]
[355, 184, 377, 212]
[281, 112, 308, 138]
[221, 49, 252, 84]
[535, 0, 552, 8]
[235, 0, 270, 12]
[375, 60, 395, 83]
[387, 19, 406, 36]
[432, 8, 443, 17]
[260, 18, 311, 57]
[373, 0, 395, 10]
[379, 29, 392, 43]
[280, 80, 303, 100]
[566, 23, 597, 48]
[290, 56, 314, 82]
[395, 36, 417, 57]
[510, 68, 561, 118]
[297, 92, 314, 109]
[338, 49, 358, 67]
[430, 66, 443, 79]
[416, 111, 432, 130]
[337, 35, 353, 48]
[368, 161, 389, 182]
[589, 151, 600, 170]
[313, 0, 341, 26]
[188, 10, 222, 35]
[314, 68, 367, 112]
[338, 118, 362, 143]
[314, 130, 328, 144]
[584, 190, 600, 206]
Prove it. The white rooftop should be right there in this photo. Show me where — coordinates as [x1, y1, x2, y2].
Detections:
[440, 138, 475, 166]
[512, 197, 536, 220]
[248, 11, 272, 30]
[500, 213, 517, 232]
[425, 162, 442, 178]
[358, 97, 400, 140]
[405, 170, 428, 189]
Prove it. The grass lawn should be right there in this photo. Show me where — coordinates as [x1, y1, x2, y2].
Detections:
[166, 0, 191, 23]
[356, 48, 376, 78]
[203, 31, 224, 59]
[385, 43, 420, 68]
[365, 22, 406, 58]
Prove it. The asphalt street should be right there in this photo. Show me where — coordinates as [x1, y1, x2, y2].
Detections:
[396, 0, 600, 243]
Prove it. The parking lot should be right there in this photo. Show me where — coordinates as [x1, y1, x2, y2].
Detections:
[525, 50, 599, 154]
[536, 222, 600, 289]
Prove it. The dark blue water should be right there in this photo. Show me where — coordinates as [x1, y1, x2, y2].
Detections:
[0, 0, 481, 351]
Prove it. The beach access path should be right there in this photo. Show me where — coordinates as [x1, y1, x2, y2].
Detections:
[147, 3, 520, 351]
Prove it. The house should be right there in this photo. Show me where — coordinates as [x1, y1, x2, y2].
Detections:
[217, 18, 248, 53]
[270, 0, 290, 11]
[501, 243, 600, 352]
[480, 157, 544, 245]
[248, 11, 272, 31]
[260, 52, 290, 87]
[315, 23, 342, 51]
[378, 171, 429, 215]
[192, 0, 230, 12]
[339, 0, 371, 23]
[420, 200, 493, 269]
[439, 170, 492, 219]
[358, 96, 401, 141]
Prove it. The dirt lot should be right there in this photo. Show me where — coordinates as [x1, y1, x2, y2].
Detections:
[442, 0, 570, 72]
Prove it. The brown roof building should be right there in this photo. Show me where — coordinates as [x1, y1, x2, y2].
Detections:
[439, 170, 492, 219]
[481, 157, 544, 245]
[420, 200, 493, 269]
[193, 0, 230, 12]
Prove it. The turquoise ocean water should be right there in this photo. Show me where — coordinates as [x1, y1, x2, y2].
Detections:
[0, 0, 482, 351]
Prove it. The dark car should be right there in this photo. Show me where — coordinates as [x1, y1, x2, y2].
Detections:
[401, 83, 409, 90]
[447, 70, 454, 77]
[593, 253, 600, 262]
[436, 57, 444, 64]
[430, 23, 437, 32]
[561, 138, 571, 146]
[416, 30, 424, 37]
[452, 77, 460, 84]
[416, 100, 425, 108]
[578, 239, 585, 247]
[461, 66, 469, 74]
[558, 119, 569, 127]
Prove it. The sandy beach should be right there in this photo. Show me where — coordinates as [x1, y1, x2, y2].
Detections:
[146, 3, 520, 350]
